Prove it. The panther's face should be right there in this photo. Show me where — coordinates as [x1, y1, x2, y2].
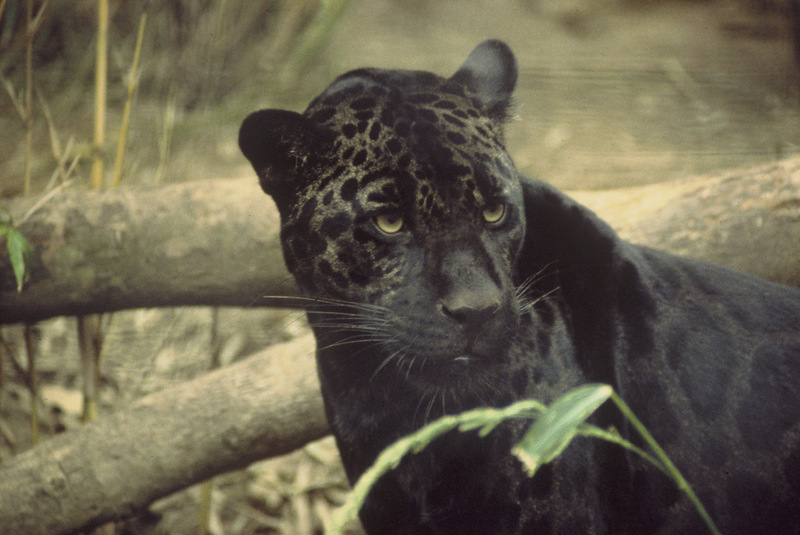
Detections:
[240, 41, 529, 386]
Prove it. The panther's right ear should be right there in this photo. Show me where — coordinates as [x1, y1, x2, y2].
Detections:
[238, 109, 315, 206]
[450, 39, 517, 122]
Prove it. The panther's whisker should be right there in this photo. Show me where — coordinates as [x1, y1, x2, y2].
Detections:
[420, 389, 439, 426]
[316, 335, 392, 352]
[517, 284, 560, 316]
[403, 353, 419, 381]
[439, 388, 448, 416]
[372, 346, 408, 379]
[413, 389, 433, 426]
[311, 321, 388, 332]
[515, 263, 560, 301]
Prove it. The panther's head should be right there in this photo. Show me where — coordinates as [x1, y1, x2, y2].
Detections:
[240, 40, 532, 388]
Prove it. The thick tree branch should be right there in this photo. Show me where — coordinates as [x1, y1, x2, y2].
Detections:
[0, 178, 299, 324]
[2, 158, 800, 324]
[0, 334, 325, 535]
[573, 157, 800, 288]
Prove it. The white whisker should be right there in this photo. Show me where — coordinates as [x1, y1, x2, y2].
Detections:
[372, 345, 408, 379]
[516, 263, 561, 316]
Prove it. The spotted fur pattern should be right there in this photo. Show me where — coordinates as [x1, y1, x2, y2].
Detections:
[240, 40, 800, 534]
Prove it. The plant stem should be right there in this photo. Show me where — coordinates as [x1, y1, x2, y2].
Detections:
[198, 480, 213, 535]
[279, 0, 354, 88]
[23, 0, 33, 196]
[82, 0, 110, 429]
[112, 13, 146, 188]
[610, 391, 721, 535]
[91, 0, 108, 190]
[77, 315, 102, 423]
[198, 307, 221, 534]
[23, 324, 37, 444]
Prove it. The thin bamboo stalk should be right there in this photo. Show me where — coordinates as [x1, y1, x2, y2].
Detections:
[91, 0, 108, 190]
[111, 13, 147, 188]
[23, 0, 33, 196]
[23, 324, 38, 444]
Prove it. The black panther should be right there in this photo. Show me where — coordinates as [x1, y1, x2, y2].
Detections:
[239, 40, 800, 534]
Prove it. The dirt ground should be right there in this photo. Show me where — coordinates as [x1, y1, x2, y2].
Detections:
[1, 0, 799, 533]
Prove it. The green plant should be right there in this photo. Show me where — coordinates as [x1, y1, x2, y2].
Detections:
[326, 383, 721, 535]
[0, 206, 31, 293]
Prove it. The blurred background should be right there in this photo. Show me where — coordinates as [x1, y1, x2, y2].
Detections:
[1, 0, 798, 197]
[1, 0, 799, 533]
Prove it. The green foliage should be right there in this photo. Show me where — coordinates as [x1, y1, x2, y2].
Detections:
[0, 206, 31, 292]
[326, 384, 721, 535]
[512, 384, 611, 476]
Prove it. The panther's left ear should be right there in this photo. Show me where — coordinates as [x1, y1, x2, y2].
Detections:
[450, 39, 517, 121]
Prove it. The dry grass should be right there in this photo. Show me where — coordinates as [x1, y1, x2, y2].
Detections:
[0, 0, 340, 197]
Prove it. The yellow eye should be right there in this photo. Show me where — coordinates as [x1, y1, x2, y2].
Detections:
[482, 202, 506, 224]
[374, 213, 404, 234]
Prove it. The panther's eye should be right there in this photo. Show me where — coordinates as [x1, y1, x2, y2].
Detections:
[374, 213, 404, 234]
[482, 202, 506, 224]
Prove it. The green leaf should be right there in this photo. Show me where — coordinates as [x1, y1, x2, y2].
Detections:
[512, 383, 612, 477]
[5, 226, 32, 292]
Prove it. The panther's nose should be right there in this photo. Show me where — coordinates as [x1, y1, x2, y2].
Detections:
[437, 248, 503, 331]
[441, 299, 501, 329]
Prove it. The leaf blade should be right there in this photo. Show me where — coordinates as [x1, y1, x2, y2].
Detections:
[512, 383, 612, 476]
[6, 227, 32, 292]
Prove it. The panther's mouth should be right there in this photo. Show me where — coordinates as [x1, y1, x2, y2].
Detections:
[450, 352, 494, 365]
[428, 351, 492, 372]
[414, 351, 501, 390]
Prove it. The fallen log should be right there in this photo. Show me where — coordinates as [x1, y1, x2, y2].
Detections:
[0, 334, 324, 535]
[573, 157, 800, 289]
[0, 178, 299, 324]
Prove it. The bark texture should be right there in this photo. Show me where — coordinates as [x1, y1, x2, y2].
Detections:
[573, 157, 800, 288]
[0, 178, 299, 324]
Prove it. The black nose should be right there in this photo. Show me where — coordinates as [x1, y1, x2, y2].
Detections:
[441, 298, 501, 329]
[437, 247, 503, 331]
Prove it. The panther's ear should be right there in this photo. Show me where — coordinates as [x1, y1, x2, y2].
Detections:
[238, 109, 316, 207]
[450, 39, 517, 121]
